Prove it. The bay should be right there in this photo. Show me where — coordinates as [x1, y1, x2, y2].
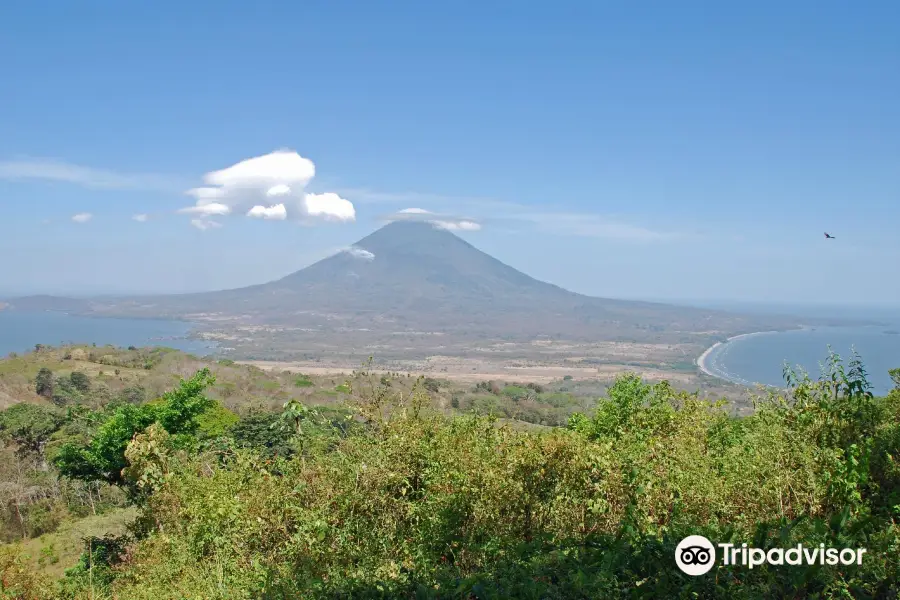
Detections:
[701, 325, 900, 395]
[0, 311, 217, 357]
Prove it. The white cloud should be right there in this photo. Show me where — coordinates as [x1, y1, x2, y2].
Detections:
[185, 187, 225, 202]
[341, 246, 375, 261]
[180, 150, 355, 225]
[432, 220, 482, 231]
[190, 219, 222, 231]
[304, 192, 356, 222]
[0, 158, 182, 191]
[384, 208, 482, 231]
[132, 214, 149, 222]
[247, 204, 287, 220]
[71, 213, 92, 223]
[205, 151, 315, 188]
[178, 202, 231, 216]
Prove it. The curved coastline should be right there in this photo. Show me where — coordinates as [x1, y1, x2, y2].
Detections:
[696, 330, 784, 385]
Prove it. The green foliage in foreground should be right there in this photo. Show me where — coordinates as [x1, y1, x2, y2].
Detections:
[4, 351, 900, 599]
[51, 369, 216, 486]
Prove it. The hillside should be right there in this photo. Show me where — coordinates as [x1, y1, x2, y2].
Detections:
[2, 344, 898, 599]
[5, 222, 821, 344]
[0, 344, 632, 433]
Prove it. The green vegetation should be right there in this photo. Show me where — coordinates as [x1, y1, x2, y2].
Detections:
[294, 374, 314, 387]
[0, 345, 898, 598]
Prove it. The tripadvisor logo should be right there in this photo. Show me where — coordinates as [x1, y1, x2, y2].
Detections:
[675, 535, 867, 576]
[676, 535, 716, 575]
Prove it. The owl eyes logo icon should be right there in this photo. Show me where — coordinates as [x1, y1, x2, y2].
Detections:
[675, 535, 716, 576]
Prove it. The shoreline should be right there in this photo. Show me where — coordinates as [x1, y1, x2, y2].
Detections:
[696, 330, 784, 381]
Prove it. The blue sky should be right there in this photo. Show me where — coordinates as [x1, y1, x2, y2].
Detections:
[1, 1, 898, 306]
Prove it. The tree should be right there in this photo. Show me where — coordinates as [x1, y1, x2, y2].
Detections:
[232, 413, 295, 459]
[35, 368, 53, 399]
[119, 386, 146, 404]
[50, 376, 82, 407]
[53, 369, 216, 485]
[152, 368, 216, 436]
[275, 399, 317, 437]
[0, 404, 64, 457]
[69, 372, 91, 393]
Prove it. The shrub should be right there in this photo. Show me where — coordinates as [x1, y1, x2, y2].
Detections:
[294, 374, 314, 388]
[35, 367, 54, 398]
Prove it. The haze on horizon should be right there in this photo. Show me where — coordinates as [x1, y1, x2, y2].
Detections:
[1, 2, 898, 308]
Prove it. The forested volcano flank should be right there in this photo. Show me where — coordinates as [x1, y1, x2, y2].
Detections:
[7, 222, 819, 341]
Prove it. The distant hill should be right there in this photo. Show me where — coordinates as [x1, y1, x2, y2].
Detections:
[6, 221, 835, 342]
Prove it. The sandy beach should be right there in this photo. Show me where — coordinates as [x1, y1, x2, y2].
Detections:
[696, 330, 783, 379]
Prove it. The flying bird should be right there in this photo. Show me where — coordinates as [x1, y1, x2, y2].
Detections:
[824, 232, 835, 239]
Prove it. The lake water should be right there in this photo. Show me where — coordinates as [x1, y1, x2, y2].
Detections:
[702, 325, 900, 395]
[0, 311, 217, 357]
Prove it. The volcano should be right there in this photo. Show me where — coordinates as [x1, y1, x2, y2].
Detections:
[6, 221, 807, 341]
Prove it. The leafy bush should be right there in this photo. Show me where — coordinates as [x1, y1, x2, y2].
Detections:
[58, 534, 130, 597]
[118, 385, 146, 404]
[195, 403, 239, 439]
[52, 369, 216, 485]
[0, 403, 65, 455]
[294, 374, 314, 387]
[231, 413, 296, 459]
[68, 371, 91, 393]
[0, 546, 54, 598]
[500, 385, 529, 400]
[35, 367, 53, 398]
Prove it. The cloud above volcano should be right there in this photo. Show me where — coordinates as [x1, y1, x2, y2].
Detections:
[180, 150, 356, 226]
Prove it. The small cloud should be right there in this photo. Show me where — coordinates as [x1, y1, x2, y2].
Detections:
[341, 246, 375, 261]
[304, 192, 355, 222]
[178, 202, 231, 216]
[432, 220, 481, 231]
[383, 208, 482, 231]
[71, 213, 92, 223]
[180, 150, 355, 225]
[190, 219, 222, 231]
[185, 187, 225, 202]
[247, 204, 287, 220]
[132, 214, 149, 222]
